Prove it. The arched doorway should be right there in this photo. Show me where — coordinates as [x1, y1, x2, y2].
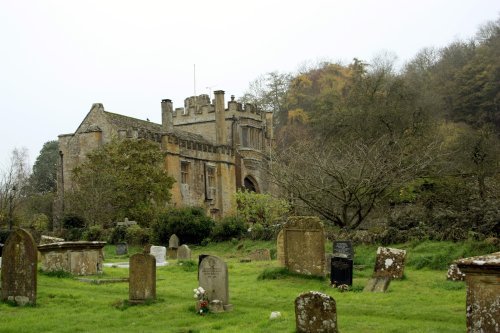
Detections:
[243, 176, 259, 193]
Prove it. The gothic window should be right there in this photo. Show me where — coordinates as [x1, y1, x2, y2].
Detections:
[205, 163, 216, 200]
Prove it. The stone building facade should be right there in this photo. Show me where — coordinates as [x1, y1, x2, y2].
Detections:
[57, 90, 273, 221]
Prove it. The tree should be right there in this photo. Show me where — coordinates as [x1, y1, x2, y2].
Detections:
[67, 139, 175, 227]
[29, 140, 59, 193]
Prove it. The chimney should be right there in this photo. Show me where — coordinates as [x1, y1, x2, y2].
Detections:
[214, 90, 226, 145]
[161, 99, 173, 132]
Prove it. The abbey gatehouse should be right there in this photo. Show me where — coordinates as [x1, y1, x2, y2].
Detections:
[57, 90, 273, 219]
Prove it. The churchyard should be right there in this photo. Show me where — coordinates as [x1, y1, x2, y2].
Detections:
[1, 237, 497, 333]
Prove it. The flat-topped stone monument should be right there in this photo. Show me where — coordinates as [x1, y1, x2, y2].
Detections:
[456, 252, 500, 333]
[1, 229, 38, 305]
[177, 244, 191, 260]
[295, 291, 337, 333]
[198, 255, 232, 311]
[373, 247, 406, 279]
[283, 216, 325, 276]
[38, 241, 106, 275]
[129, 253, 156, 304]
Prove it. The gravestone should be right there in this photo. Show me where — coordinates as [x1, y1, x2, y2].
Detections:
[129, 253, 156, 304]
[177, 244, 191, 260]
[116, 217, 137, 227]
[373, 247, 406, 279]
[295, 291, 337, 333]
[325, 253, 333, 275]
[456, 252, 500, 333]
[168, 234, 179, 259]
[143, 244, 152, 254]
[333, 240, 354, 260]
[116, 242, 128, 255]
[276, 230, 285, 267]
[447, 264, 465, 281]
[330, 256, 353, 286]
[1, 229, 37, 306]
[198, 255, 232, 310]
[249, 249, 271, 261]
[283, 216, 325, 276]
[363, 277, 391, 292]
[150, 245, 167, 264]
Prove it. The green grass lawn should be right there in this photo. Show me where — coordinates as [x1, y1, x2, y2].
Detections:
[0, 239, 494, 333]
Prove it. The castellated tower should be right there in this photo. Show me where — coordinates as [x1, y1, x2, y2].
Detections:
[55, 90, 273, 223]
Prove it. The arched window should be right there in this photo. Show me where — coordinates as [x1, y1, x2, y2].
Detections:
[243, 176, 259, 193]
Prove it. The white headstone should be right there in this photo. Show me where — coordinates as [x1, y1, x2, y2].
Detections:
[149, 245, 167, 264]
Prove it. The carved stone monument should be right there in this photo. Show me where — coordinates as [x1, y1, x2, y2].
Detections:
[283, 216, 325, 276]
[295, 291, 337, 333]
[198, 255, 232, 311]
[456, 252, 500, 333]
[1, 229, 38, 306]
[129, 253, 156, 304]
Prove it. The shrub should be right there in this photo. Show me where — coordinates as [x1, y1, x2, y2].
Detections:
[211, 216, 247, 241]
[62, 213, 86, 229]
[30, 213, 49, 233]
[83, 225, 104, 241]
[108, 226, 127, 244]
[151, 207, 214, 245]
[126, 225, 150, 245]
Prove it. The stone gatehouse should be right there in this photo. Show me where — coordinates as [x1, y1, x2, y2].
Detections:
[57, 90, 273, 221]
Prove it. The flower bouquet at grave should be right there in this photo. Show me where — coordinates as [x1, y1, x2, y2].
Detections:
[193, 286, 209, 315]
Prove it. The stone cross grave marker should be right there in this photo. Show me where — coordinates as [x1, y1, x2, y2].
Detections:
[295, 291, 338, 333]
[198, 255, 231, 310]
[116, 242, 128, 256]
[177, 244, 192, 260]
[332, 240, 353, 260]
[373, 247, 406, 279]
[330, 256, 353, 286]
[150, 245, 167, 264]
[276, 229, 285, 267]
[456, 252, 500, 333]
[1, 229, 37, 306]
[283, 216, 325, 276]
[129, 253, 156, 304]
[249, 249, 271, 261]
[116, 217, 137, 227]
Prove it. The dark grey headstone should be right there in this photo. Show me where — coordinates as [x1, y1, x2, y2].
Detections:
[330, 256, 353, 286]
[333, 240, 353, 260]
[116, 242, 128, 255]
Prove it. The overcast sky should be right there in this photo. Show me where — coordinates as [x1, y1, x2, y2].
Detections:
[1, 0, 499, 168]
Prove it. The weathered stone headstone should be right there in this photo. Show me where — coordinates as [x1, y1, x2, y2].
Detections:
[39, 235, 64, 245]
[373, 247, 406, 279]
[169, 234, 179, 248]
[150, 245, 167, 264]
[1, 229, 37, 306]
[283, 216, 325, 276]
[167, 247, 178, 260]
[116, 242, 128, 256]
[456, 252, 500, 333]
[249, 249, 271, 261]
[177, 244, 191, 260]
[129, 253, 156, 304]
[330, 256, 353, 286]
[333, 240, 354, 260]
[363, 277, 391, 292]
[276, 229, 285, 267]
[447, 263, 465, 281]
[295, 291, 337, 333]
[198, 255, 232, 310]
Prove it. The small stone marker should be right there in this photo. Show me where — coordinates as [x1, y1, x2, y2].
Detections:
[150, 245, 167, 264]
[283, 216, 325, 276]
[198, 255, 232, 310]
[373, 247, 406, 279]
[363, 277, 391, 292]
[447, 264, 465, 281]
[116, 242, 128, 255]
[129, 253, 156, 304]
[169, 234, 179, 248]
[276, 230, 285, 267]
[249, 249, 271, 261]
[456, 252, 500, 333]
[1, 229, 38, 306]
[177, 244, 192, 260]
[295, 291, 337, 333]
[330, 256, 353, 286]
[333, 240, 354, 260]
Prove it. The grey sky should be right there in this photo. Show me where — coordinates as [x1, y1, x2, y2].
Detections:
[1, 0, 499, 168]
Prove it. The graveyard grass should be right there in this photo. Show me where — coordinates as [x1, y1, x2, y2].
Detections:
[1, 239, 496, 333]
